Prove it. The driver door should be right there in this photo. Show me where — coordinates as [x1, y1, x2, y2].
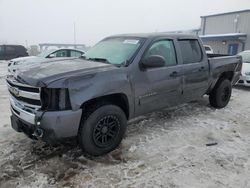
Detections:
[134, 39, 182, 116]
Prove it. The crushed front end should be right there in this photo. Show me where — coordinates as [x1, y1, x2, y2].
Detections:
[6, 76, 82, 143]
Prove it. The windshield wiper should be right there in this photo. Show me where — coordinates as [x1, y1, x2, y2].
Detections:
[87, 57, 111, 64]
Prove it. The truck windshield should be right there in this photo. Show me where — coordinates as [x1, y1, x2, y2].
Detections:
[83, 37, 143, 65]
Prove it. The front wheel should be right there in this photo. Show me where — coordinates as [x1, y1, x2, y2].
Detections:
[209, 79, 232, 109]
[78, 104, 127, 156]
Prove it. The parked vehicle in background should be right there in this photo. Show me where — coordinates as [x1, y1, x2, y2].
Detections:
[8, 48, 85, 74]
[204, 45, 214, 54]
[6, 33, 242, 156]
[237, 50, 250, 86]
[0, 45, 28, 60]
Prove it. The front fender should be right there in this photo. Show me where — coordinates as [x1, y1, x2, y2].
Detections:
[67, 71, 134, 116]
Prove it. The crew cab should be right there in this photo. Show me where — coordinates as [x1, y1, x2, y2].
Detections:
[6, 33, 242, 156]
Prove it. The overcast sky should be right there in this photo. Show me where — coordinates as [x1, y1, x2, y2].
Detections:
[0, 0, 250, 46]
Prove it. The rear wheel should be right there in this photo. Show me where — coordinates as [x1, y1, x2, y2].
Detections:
[209, 79, 232, 108]
[78, 104, 127, 156]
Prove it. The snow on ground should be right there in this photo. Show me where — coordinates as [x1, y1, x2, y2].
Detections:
[0, 61, 250, 188]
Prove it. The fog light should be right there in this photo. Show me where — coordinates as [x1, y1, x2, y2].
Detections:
[35, 128, 43, 138]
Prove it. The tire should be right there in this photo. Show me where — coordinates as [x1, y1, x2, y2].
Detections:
[78, 104, 127, 156]
[209, 79, 232, 109]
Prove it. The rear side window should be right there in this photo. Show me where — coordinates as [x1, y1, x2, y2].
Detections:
[70, 50, 83, 57]
[178, 39, 202, 64]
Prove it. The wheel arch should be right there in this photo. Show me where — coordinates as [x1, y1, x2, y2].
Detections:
[80, 93, 130, 120]
[207, 71, 234, 94]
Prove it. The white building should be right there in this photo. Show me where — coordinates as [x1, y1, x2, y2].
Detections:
[199, 10, 250, 55]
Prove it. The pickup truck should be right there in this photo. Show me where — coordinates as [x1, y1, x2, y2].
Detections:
[6, 33, 242, 156]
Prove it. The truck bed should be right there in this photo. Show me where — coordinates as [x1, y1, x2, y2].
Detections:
[207, 54, 242, 92]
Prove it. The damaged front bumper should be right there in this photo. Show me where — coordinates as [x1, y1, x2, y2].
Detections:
[10, 96, 82, 143]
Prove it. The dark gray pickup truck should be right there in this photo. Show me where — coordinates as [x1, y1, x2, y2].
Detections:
[7, 33, 242, 156]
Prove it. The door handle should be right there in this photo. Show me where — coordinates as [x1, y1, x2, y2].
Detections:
[199, 66, 205, 72]
[170, 71, 178, 77]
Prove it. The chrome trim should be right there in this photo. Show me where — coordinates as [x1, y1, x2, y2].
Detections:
[10, 95, 40, 109]
[10, 97, 35, 124]
[7, 76, 39, 89]
[7, 83, 40, 100]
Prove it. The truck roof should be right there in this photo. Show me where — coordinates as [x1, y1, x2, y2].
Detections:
[108, 32, 198, 40]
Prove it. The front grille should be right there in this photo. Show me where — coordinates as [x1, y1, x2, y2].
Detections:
[11, 106, 20, 115]
[7, 79, 39, 93]
[11, 95, 41, 106]
[6, 76, 41, 110]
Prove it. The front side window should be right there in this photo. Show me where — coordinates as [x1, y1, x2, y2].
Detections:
[84, 37, 143, 65]
[144, 40, 177, 66]
[52, 50, 68, 57]
[178, 39, 202, 64]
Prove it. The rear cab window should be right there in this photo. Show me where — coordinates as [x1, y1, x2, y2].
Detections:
[178, 39, 203, 64]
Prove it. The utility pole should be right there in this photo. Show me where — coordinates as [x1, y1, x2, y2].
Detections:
[74, 22, 76, 49]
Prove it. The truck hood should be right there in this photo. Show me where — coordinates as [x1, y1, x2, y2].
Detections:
[16, 58, 117, 87]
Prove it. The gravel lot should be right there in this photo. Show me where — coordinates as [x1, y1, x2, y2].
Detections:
[0, 61, 250, 188]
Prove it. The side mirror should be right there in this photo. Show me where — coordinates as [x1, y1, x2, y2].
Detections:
[48, 53, 56, 58]
[141, 55, 165, 68]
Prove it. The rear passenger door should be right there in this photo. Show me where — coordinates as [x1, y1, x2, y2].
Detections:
[178, 39, 209, 102]
[134, 39, 182, 116]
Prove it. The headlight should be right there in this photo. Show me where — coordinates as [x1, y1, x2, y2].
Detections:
[14, 60, 27, 65]
[41, 88, 71, 110]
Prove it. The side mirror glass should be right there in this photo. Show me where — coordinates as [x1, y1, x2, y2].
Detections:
[141, 55, 166, 68]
